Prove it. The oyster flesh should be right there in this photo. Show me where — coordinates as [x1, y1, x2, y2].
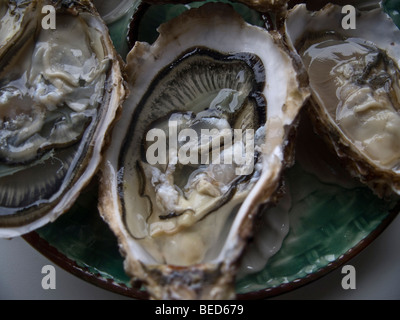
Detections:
[99, 3, 309, 299]
[0, 0, 126, 238]
[285, 3, 400, 198]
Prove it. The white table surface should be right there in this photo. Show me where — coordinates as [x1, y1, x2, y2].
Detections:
[1, 214, 400, 300]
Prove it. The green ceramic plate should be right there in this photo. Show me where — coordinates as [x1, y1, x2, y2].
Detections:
[23, 0, 400, 300]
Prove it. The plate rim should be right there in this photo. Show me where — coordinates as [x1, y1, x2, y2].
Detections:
[22, 208, 399, 300]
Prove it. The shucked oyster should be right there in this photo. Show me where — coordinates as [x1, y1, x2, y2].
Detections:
[285, 3, 400, 198]
[0, 1, 38, 59]
[0, 0, 125, 238]
[99, 3, 309, 300]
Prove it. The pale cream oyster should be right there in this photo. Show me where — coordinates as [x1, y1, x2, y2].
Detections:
[285, 3, 400, 198]
[0, 0, 126, 238]
[99, 3, 309, 300]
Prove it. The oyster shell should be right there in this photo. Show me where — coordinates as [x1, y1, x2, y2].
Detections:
[99, 3, 309, 300]
[285, 3, 400, 198]
[0, 0, 126, 238]
[0, 0, 39, 60]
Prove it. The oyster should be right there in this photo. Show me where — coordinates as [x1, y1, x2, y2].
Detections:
[0, 1, 38, 59]
[285, 3, 400, 198]
[0, 0, 126, 238]
[99, 3, 309, 300]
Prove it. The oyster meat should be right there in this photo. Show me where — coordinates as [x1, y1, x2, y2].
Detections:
[285, 3, 400, 198]
[0, 0, 125, 238]
[99, 3, 309, 300]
